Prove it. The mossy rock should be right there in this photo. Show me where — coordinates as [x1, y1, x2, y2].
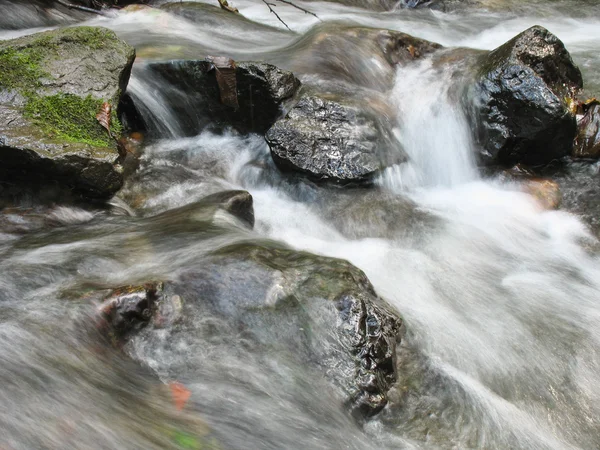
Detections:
[0, 26, 136, 199]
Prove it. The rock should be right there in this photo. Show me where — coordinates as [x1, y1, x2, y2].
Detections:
[574, 101, 600, 159]
[140, 59, 300, 135]
[523, 179, 562, 210]
[0, 27, 136, 199]
[0, 0, 90, 30]
[147, 190, 255, 229]
[161, 242, 403, 417]
[285, 25, 442, 93]
[469, 26, 583, 167]
[160, 2, 289, 39]
[96, 283, 160, 340]
[321, 189, 439, 239]
[266, 95, 402, 184]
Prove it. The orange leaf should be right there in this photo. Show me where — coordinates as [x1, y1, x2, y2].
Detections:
[169, 382, 191, 411]
[96, 102, 111, 133]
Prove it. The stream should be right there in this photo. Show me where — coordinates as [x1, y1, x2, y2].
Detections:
[1, 0, 600, 449]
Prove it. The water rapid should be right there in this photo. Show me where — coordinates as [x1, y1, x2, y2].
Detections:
[2, 1, 600, 449]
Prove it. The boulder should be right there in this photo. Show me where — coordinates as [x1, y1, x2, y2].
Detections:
[574, 101, 600, 159]
[284, 25, 442, 93]
[266, 95, 403, 184]
[139, 59, 300, 135]
[469, 26, 583, 167]
[151, 242, 403, 417]
[0, 27, 136, 199]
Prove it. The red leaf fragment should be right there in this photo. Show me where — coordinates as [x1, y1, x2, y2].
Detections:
[169, 381, 192, 411]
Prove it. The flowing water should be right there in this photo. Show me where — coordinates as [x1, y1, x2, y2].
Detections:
[1, 1, 600, 449]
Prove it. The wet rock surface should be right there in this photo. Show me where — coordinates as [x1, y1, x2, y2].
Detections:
[0, 27, 135, 198]
[97, 283, 160, 340]
[284, 25, 442, 93]
[574, 101, 600, 159]
[140, 59, 300, 135]
[469, 26, 583, 167]
[266, 95, 402, 183]
[543, 161, 600, 237]
[136, 242, 403, 418]
[148, 190, 255, 229]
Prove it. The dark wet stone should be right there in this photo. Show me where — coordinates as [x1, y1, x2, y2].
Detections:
[266, 95, 404, 184]
[141, 59, 300, 135]
[98, 283, 160, 338]
[469, 26, 583, 167]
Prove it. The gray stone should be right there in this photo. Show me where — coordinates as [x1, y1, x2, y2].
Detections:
[0, 27, 135, 199]
[164, 241, 404, 417]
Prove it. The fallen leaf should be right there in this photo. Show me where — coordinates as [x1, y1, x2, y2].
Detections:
[169, 382, 191, 411]
[407, 45, 417, 58]
[207, 56, 239, 109]
[96, 102, 111, 133]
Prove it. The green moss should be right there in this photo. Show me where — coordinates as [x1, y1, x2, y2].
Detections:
[57, 26, 119, 50]
[0, 27, 126, 147]
[0, 46, 46, 91]
[24, 93, 120, 147]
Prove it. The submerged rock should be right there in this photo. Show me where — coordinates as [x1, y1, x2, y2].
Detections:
[285, 25, 442, 93]
[97, 283, 160, 340]
[469, 26, 583, 167]
[163, 242, 404, 417]
[141, 59, 300, 135]
[0, 27, 135, 198]
[266, 95, 402, 183]
[147, 190, 255, 229]
[574, 101, 600, 159]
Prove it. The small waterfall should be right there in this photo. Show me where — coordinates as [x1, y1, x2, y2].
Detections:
[125, 71, 184, 138]
[379, 57, 478, 190]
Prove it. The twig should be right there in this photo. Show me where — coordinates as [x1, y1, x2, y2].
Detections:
[261, 0, 291, 31]
[275, 0, 319, 20]
[54, 0, 108, 15]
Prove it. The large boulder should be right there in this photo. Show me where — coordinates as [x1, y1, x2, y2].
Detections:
[137, 59, 300, 136]
[266, 95, 403, 184]
[138, 241, 404, 418]
[0, 27, 135, 199]
[469, 26, 583, 167]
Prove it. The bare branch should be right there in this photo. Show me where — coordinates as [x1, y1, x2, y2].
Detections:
[54, 0, 108, 15]
[275, 0, 320, 20]
[261, 0, 292, 31]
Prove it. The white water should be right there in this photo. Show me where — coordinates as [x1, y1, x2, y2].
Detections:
[116, 4, 600, 448]
[2, 1, 600, 449]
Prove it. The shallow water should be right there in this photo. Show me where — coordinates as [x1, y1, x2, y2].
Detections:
[1, 1, 600, 449]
